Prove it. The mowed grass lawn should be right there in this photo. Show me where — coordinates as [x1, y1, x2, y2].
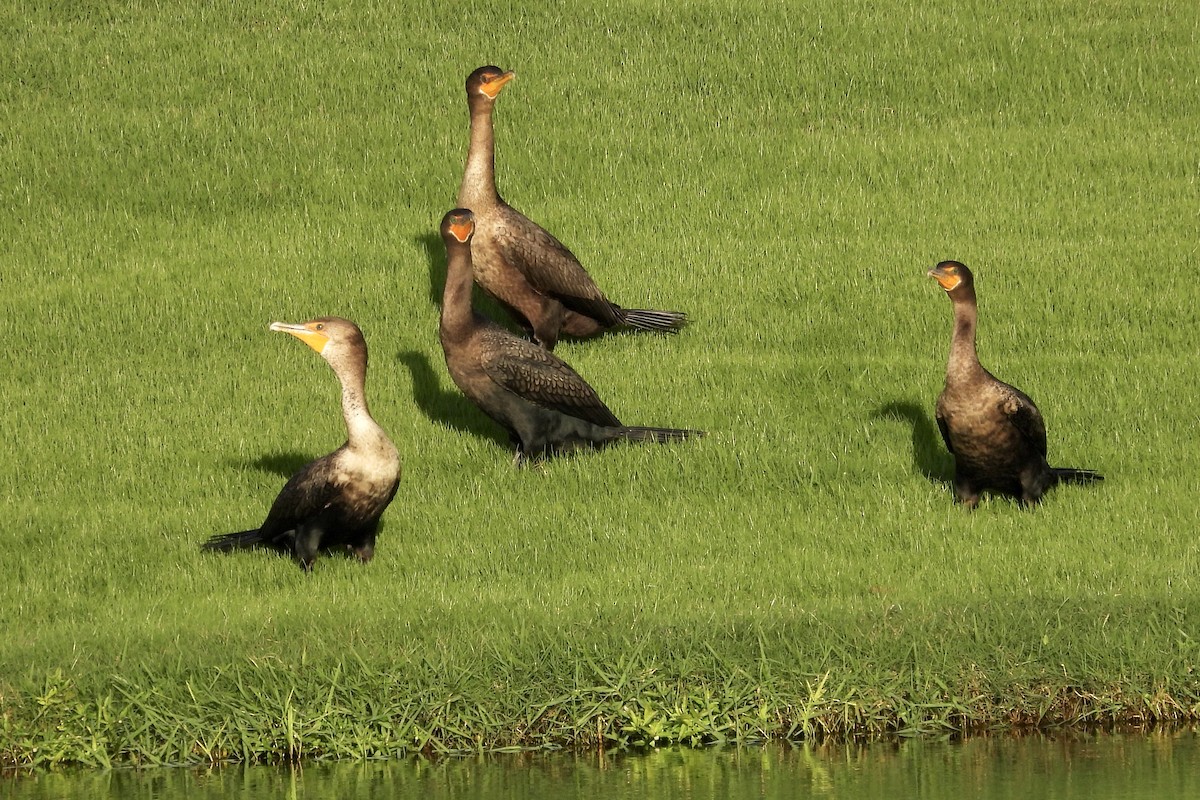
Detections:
[3, 0, 1199, 766]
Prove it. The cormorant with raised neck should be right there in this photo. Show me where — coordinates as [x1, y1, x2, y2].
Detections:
[929, 261, 1102, 508]
[439, 208, 701, 464]
[202, 317, 401, 570]
[458, 65, 688, 350]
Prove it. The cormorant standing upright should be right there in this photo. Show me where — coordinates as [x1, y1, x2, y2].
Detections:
[202, 317, 401, 570]
[458, 65, 688, 350]
[929, 261, 1102, 507]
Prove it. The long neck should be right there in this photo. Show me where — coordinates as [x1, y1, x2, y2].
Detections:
[458, 102, 499, 208]
[333, 354, 384, 449]
[440, 241, 477, 341]
[946, 291, 984, 384]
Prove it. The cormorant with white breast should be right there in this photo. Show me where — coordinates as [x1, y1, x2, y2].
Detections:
[202, 317, 401, 570]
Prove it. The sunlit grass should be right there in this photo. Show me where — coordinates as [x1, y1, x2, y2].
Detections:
[2, 0, 1199, 767]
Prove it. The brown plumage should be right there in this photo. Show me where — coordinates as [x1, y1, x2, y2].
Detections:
[202, 317, 401, 570]
[438, 208, 701, 464]
[458, 65, 688, 350]
[929, 261, 1101, 508]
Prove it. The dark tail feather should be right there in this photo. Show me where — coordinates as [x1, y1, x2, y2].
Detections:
[201, 529, 263, 552]
[1051, 467, 1104, 486]
[617, 308, 689, 334]
[616, 426, 705, 444]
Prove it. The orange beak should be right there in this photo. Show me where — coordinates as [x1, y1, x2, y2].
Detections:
[448, 218, 474, 243]
[270, 321, 330, 355]
[480, 70, 515, 99]
[927, 267, 962, 292]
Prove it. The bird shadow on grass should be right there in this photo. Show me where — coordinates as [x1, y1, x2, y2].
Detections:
[414, 231, 521, 324]
[873, 400, 955, 485]
[416, 231, 446, 308]
[232, 452, 314, 479]
[397, 349, 509, 447]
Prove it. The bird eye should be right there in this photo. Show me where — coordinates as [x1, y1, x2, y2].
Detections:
[315, 323, 325, 331]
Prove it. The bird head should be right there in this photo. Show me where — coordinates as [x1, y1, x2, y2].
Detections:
[440, 208, 476, 245]
[270, 317, 366, 365]
[927, 261, 975, 295]
[466, 65, 514, 101]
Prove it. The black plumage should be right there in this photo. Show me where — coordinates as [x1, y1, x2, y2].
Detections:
[438, 208, 701, 464]
[929, 261, 1102, 507]
[458, 65, 687, 350]
[202, 317, 401, 570]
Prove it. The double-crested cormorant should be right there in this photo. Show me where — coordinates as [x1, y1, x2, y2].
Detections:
[458, 65, 688, 350]
[439, 208, 701, 464]
[202, 317, 401, 570]
[928, 261, 1102, 508]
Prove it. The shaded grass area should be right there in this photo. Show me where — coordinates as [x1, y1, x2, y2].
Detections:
[3, 0, 1200, 768]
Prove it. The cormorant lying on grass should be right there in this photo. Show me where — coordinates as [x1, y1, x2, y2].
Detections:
[458, 65, 687, 350]
[438, 208, 701, 465]
[928, 261, 1102, 508]
[202, 317, 400, 570]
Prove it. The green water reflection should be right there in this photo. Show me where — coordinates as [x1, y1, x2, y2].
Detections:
[6, 732, 1199, 799]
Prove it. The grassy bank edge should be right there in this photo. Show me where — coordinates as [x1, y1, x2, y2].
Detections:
[3, 659, 1197, 770]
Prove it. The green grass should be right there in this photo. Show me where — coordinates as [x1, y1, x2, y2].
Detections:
[3, 0, 1199, 768]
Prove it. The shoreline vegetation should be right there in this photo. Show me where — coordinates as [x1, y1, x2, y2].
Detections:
[3, 658, 1199, 768]
[4, 0, 1198, 771]
[5, 607, 1199, 768]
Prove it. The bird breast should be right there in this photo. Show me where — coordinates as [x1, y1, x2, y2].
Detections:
[466, 213, 508, 284]
[939, 392, 1023, 460]
[337, 448, 400, 511]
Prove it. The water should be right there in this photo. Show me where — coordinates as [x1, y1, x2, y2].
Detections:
[5, 732, 1198, 799]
